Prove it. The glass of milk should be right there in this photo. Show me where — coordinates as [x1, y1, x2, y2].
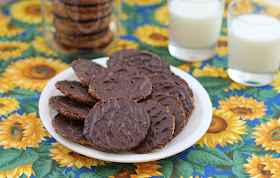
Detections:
[167, 0, 225, 61]
[227, 0, 280, 86]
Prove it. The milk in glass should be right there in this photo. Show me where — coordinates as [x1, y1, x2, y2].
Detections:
[228, 14, 280, 74]
[168, 0, 224, 61]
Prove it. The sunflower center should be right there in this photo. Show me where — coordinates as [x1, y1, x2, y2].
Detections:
[8, 23, 15, 30]
[9, 122, 24, 141]
[207, 115, 228, 133]
[24, 65, 56, 80]
[218, 41, 227, 46]
[230, 107, 253, 115]
[257, 163, 273, 178]
[149, 33, 168, 41]
[0, 46, 18, 52]
[268, 127, 280, 141]
[69, 152, 87, 159]
[0, 103, 4, 107]
[25, 5, 41, 16]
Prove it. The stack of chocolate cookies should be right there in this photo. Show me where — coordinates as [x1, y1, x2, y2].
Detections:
[52, 0, 114, 52]
[49, 49, 195, 153]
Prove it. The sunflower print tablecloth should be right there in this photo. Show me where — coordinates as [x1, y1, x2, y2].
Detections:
[0, 0, 280, 177]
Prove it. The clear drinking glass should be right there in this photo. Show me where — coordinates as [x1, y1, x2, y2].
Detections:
[167, 0, 225, 61]
[41, 0, 122, 59]
[227, 0, 280, 86]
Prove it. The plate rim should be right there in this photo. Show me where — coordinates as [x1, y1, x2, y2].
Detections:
[39, 57, 212, 163]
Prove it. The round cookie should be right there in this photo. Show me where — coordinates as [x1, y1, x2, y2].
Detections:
[52, 0, 113, 12]
[54, 15, 111, 35]
[60, 0, 109, 5]
[55, 30, 114, 49]
[71, 59, 105, 86]
[132, 100, 175, 154]
[55, 80, 98, 105]
[107, 49, 171, 75]
[164, 72, 194, 98]
[89, 66, 152, 101]
[49, 96, 90, 120]
[52, 2, 112, 21]
[55, 27, 109, 42]
[147, 91, 186, 137]
[83, 97, 150, 152]
[148, 74, 195, 120]
[52, 114, 90, 145]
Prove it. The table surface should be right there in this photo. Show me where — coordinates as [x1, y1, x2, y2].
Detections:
[0, 0, 280, 178]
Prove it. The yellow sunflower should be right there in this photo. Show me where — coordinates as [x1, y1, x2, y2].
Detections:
[2, 57, 69, 92]
[130, 161, 163, 178]
[178, 61, 203, 72]
[122, 0, 164, 6]
[0, 17, 25, 38]
[10, 0, 52, 24]
[196, 108, 247, 148]
[243, 154, 280, 178]
[135, 25, 169, 47]
[155, 5, 168, 25]
[50, 142, 106, 168]
[122, 13, 128, 21]
[218, 95, 267, 120]
[192, 65, 246, 91]
[0, 163, 34, 178]
[0, 113, 49, 149]
[271, 72, 280, 93]
[0, 41, 30, 60]
[31, 36, 57, 56]
[223, 9, 228, 18]
[0, 97, 20, 117]
[107, 39, 139, 55]
[216, 36, 228, 57]
[193, 64, 228, 78]
[253, 119, 280, 153]
[0, 77, 15, 93]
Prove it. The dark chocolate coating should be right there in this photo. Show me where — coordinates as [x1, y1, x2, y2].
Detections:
[148, 74, 194, 120]
[132, 101, 174, 154]
[165, 72, 194, 98]
[55, 80, 98, 105]
[89, 66, 152, 101]
[52, 114, 88, 144]
[107, 49, 171, 75]
[147, 91, 186, 137]
[49, 96, 90, 120]
[83, 98, 150, 152]
[71, 59, 104, 86]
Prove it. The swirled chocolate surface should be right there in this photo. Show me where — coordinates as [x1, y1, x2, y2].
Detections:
[89, 66, 152, 101]
[49, 96, 90, 120]
[107, 49, 171, 75]
[148, 74, 194, 120]
[52, 114, 89, 144]
[71, 59, 104, 85]
[132, 100, 174, 154]
[55, 80, 98, 105]
[83, 98, 150, 152]
[147, 91, 186, 137]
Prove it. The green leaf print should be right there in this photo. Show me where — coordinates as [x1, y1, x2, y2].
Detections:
[33, 143, 54, 158]
[95, 163, 131, 177]
[0, 149, 39, 171]
[196, 77, 231, 96]
[170, 160, 193, 178]
[6, 88, 40, 99]
[187, 147, 233, 166]
[271, 102, 280, 119]
[80, 172, 102, 178]
[235, 142, 278, 157]
[32, 158, 52, 178]
[21, 100, 39, 116]
[158, 160, 173, 178]
[232, 151, 249, 178]
[0, 147, 22, 167]
[244, 87, 277, 101]
[186, 160, 205, 175]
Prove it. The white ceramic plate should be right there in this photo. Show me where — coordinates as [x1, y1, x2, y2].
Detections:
[39, 57, 212, 163]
